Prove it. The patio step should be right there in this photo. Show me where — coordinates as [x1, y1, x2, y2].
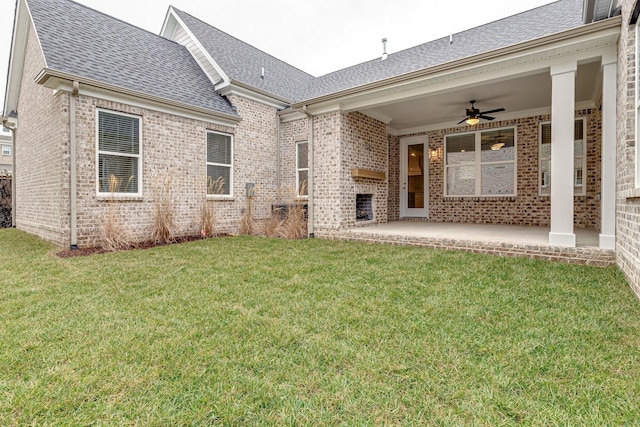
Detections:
[321, 230, 616, 267]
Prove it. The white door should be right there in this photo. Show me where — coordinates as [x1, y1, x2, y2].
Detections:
[400, 136, 428, 218]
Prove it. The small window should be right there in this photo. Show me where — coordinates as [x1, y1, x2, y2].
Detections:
[1, 145, 10, 156]
[207, 131, 233, 196]
[539, 118, 586, 196]
[97, 110, 141, 194]
[444, 127, 516, 197]
[296, 141, 308, 196]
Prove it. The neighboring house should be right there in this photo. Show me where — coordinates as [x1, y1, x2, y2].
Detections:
[0, 127, 11, 175]
[1, 0, 639, 299]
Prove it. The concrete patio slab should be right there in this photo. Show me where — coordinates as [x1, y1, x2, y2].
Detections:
[320, 221, 614, 266]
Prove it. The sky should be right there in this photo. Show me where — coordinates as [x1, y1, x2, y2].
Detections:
[1, 0, 558, 114]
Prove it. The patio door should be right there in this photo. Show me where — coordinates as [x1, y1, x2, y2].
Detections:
[400, 136, 428, 218]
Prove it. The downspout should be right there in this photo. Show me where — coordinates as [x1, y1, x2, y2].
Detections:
[70, 81, 79, 250]
[276, 111, 281, 204]
[10, 127, 16, 227]
[302, 105, 314, 238]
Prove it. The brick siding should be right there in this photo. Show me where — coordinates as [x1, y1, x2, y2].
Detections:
[15, 21, 282, 247]
[617, 0, 640, 299]
[388, 110, 602, 229]
[15, 21, 70, 247]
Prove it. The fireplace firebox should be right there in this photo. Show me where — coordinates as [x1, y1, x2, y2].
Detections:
[356, 194, 373, 222]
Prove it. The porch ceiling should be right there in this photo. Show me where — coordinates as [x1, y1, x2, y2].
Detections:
[362, 61, 601, 134]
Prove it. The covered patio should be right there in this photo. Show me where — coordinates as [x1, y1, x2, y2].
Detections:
[332, 222, 615, 266]
[304, 15, 620, 254]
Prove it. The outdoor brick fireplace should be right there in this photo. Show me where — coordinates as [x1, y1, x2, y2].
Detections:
[356, 194, 373, 222]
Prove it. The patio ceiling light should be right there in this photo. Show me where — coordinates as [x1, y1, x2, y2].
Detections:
[465, 116, 480, 125]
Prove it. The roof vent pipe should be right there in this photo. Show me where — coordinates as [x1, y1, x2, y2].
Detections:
[450, 34, 453, 45]
[381, 38, 388, 60]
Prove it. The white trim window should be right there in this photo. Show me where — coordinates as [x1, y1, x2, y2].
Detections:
[296, 141, 309, 197]
[97, 110, 141, 195]
[444, 127, 517, 197]
[206, 131, 233, 196]
[539, 118, 586, 196]
[1, 145, 10, 156]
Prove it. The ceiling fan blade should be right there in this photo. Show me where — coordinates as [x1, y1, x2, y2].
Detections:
[478, 115, 495, 121]
[479, 108, 505, 115]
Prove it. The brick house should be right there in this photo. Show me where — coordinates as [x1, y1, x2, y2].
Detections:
[2, 0, 640, 299]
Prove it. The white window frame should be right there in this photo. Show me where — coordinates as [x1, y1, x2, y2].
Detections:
[538, 118, 587, 196]
[1, 145, 10, 156]
[444, 126, 517, 197]
[96, 109, 142, 197]
[296, 141, 309, 198]
[206, 130, 234, 198]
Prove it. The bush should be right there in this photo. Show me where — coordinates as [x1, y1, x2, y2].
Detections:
[0, 176, 11, 229]
[152, 174, 176, 244]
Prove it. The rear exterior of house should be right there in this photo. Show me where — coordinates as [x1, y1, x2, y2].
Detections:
[3, 0, 640, 300]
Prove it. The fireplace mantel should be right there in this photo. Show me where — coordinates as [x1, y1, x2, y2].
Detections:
[351, 168, 385, 180]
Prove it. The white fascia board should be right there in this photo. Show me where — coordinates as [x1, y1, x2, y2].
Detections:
[218, 81, 290, 109]
[42, 73, 239, 128]
[160, 6, 178, 39]
[320, 39, 618, 119]
[296, 20, 620, 114]
[164, 8, 230, 87]
[278, 110, 307, 123]
[3, 0, 34, 115]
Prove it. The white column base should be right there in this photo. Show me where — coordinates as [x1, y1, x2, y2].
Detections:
[599, 234, 615, 250]
[549, 232, 576, 247]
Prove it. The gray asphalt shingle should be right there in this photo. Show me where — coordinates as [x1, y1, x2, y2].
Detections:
[172, 8, 315, 103]
[299, 0, 586, 101]
[27, 0, 238, 117]
[26, 0, 588, 112]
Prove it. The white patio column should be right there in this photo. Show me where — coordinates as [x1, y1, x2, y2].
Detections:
[600, 52, 617, 250]
[549, 61, 577, 247]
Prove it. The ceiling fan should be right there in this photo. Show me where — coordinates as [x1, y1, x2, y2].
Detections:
[457, 100, 505, 125]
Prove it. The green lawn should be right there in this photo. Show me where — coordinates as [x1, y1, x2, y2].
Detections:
[1, 229, 639, 425]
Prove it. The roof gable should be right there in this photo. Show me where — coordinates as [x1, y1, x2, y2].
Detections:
[26, 0, 238, 118]
[170, 8, 314, 103]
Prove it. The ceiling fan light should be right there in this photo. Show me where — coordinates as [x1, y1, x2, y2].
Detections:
[465, 117, 480, 125]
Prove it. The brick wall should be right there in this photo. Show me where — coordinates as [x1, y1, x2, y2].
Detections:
[279, 117, 308, 201]
[617, 0, 640, 299]
[389, 109, 602, 229]
[16, 28, 284, 249]
[15, 21, 70, 247]
[226, 95, 279, 222]
[73, 97, 237, 246]
[312, 112, 343, 232]
[340, 112, 388, 228]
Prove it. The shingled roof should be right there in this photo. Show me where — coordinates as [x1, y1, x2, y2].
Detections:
[298, 0, 587, 102]
[27, 0, 238, 117]
[171, 8, 315, 103]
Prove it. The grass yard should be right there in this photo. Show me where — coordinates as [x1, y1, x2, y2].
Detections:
[1, 229, 639, 425]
